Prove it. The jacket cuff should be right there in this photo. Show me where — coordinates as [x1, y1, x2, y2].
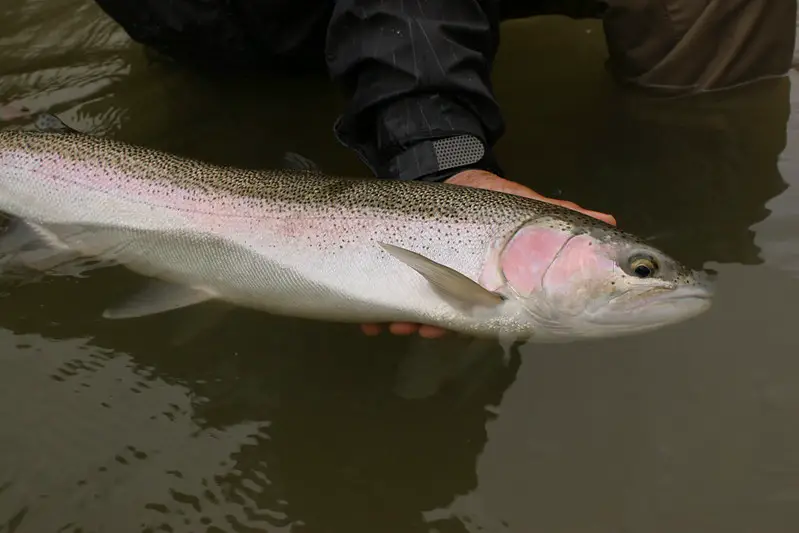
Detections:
[333, 93, 504, 182]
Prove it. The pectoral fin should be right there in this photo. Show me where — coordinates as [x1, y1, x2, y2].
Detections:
[379, 242, 504, 309]
[103, 280, 215, 319]
[0, 218, 54, 253]
[0, 217, 89, 275]
[0, 218, 69, 250]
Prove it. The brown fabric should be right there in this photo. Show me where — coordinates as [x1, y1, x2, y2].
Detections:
[600, 0, 797, 95]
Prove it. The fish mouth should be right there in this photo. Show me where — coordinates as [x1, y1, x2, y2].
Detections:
[587, 284, 713, 330]
[609, 282, 714, 305]
[646, 284, 713, 301]
[661, 288, 714, 302]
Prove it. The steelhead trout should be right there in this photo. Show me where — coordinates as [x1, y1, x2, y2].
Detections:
[0, 119, 713, 341]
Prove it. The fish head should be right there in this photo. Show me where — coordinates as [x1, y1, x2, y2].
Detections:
[492, 217, 714, 340]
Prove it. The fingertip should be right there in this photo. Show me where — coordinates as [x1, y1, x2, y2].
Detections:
[389, 322, 418, 335]
[593, 212, 617, 226]
[419, 326, 448, 339]
[361, 324, 381, 336]
[581, 209, 617, 227]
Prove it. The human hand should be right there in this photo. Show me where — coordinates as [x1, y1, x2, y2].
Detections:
[445, 169, 617, 225]
[360, 169, 617, 338]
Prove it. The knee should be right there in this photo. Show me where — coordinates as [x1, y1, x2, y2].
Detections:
[600, 0, 796, 94]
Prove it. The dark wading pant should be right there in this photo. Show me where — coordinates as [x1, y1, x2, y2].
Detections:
[93, 0, 795, 94]
[92, 0, 796, 181]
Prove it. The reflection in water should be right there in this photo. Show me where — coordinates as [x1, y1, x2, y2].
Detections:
[755, 71, 799, 277]
[494, 21, 790, 270]
[0, 0, 130, 129]
[0, 328, 274, 532]
[593, 78, 790, 268]
[2, 2, 799, 533]
[0, 271, 521, 532]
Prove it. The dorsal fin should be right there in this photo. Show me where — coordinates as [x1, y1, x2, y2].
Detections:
[282, 151, 322, 172]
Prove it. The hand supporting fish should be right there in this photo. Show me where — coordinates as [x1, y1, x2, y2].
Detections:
[360, 169, 618, 339]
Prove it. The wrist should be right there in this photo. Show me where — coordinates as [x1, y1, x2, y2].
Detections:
[388, 134, 503, 182]
[334, 93, 504, 181]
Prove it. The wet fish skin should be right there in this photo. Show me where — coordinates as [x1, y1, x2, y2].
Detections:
[0, 128, 713, 341]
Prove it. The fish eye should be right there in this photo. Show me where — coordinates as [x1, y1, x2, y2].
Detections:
[630, 256, 658, 278]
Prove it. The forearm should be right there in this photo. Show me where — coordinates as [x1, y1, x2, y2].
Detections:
[326, 0, 506, 181]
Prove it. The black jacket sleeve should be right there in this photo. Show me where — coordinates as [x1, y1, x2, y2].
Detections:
[326, 0, 506, 181]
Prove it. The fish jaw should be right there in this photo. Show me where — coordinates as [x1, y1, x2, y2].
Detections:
[580, 282, 713, 337]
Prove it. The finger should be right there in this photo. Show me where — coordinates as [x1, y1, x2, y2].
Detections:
[389, 322, 419, 335]
[361, 323, 382, 336]
[418, 325, 449, 338]
[584, 211, 617, 226]
[566, 204, 617, 226]
[447, 171, 619, 227]
[557, 201, 582, 211]
[546, 199, 618, 227]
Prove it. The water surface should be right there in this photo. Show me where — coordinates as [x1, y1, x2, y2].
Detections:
[2, 2, 799, 532]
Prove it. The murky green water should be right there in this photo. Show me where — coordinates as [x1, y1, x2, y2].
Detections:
[2, 1, 799, 532]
